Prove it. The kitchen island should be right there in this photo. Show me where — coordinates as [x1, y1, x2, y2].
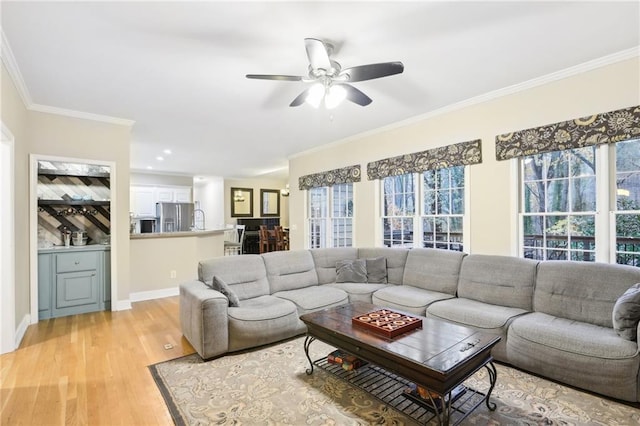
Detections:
[129, 229, 226, 300]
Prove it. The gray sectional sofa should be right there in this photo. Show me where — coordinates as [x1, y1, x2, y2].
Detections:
[179, 247, 640, 402]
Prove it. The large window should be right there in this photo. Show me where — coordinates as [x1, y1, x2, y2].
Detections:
[382, 166, 466, 250]
[521, 139, 640, 266]
[307, 183, 353, 248]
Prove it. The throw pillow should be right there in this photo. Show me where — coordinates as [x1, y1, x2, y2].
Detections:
[335, 259, 367, 283]
[210, 276, 240, 307]
[612, 283, 640, 341]
[366, 257, 388, 284]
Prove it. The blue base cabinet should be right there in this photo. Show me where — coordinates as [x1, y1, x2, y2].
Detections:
[38, 246, 111, 320]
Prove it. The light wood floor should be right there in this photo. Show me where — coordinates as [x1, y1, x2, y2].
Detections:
[0, 296, 194, 425]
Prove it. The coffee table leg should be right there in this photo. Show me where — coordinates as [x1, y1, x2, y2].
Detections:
[484, 362, 498, 411]
[303, 335, 316, 375]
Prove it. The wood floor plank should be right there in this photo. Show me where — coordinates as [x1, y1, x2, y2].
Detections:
[0, 296, 194, 425]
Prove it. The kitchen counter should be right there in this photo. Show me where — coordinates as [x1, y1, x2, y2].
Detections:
[38, 244, 111, 254]
[129, 229, 225, 240]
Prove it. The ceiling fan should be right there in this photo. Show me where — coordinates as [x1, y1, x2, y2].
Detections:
[246, 38, 404, 108]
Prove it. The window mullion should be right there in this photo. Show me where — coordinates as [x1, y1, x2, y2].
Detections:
[595, 145, 609, 262]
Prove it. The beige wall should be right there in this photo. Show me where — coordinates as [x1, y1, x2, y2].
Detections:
[1, 63, 29, 328]
[224, 178, 289, 226]
[129, 233, 224, 294]
[288, 58, 640, 254]
[26, 111, 132, 303]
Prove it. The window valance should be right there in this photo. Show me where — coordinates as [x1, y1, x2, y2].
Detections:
[298, 165, 361, 190]
[495, 105, 640, 161]
[366, 139, 482, 180]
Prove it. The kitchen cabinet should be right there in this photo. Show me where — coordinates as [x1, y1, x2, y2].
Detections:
[38, 247, 111, 320]
[130, 185, 192, 217]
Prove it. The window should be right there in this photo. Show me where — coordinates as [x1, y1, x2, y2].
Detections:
[382, 174, 415, 247]
[522, 147, 596, 261]
[382, 166, 466, 250]
[614, 139, 640, 266]
[520, 138, 640, 266]
[307, 183, 353, 248]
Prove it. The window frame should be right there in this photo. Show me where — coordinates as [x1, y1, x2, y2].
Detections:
[306, 182, 354, 248]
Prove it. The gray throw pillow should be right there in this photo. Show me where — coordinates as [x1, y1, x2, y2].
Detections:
[210, 276, 240, 307]
[366, 257, 387, 284]
[612, 283, 640, 341]
[336, 259, 367, 283]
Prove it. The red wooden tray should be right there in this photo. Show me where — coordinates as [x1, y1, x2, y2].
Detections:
[352, 308, 422, 338]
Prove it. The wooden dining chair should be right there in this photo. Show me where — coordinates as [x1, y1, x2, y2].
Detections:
[259, 225, 272, 253]
[274, 226, 289, 251]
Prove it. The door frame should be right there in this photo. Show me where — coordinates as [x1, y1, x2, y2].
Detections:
[29, 154, 118, 323]
[1, 122, 16, 354]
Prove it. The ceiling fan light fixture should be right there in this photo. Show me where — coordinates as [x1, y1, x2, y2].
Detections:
[306, 83, 324, 108]
[325, 84, 347, 109]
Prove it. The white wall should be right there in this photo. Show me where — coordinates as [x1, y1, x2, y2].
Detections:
[194, 176, 224, 229]
[224, 177, 289, 226]
[288, 57, 640, 254]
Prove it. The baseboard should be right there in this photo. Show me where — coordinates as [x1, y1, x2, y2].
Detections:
[130, 287, 179, 303]
[115, 300, 132, 311]
[14, 313, 30, 349]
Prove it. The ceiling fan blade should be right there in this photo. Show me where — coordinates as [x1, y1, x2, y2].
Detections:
[305, 38, 332, 71]
[339, 84, 373, 106]
[289, 88, 310, 107]
[246, 74, 303, 81]
[340, 61, 404, 82]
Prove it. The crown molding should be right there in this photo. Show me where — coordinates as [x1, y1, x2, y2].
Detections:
[290, 46, 640, 160]
[29, 103, 135, 127]
[1, 29, 135, 127]
[1, 29, 33, 107]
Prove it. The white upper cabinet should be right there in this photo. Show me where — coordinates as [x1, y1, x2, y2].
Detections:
[130, 185, 192, 217]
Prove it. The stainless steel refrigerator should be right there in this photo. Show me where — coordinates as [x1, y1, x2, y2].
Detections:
[156, 202, 194, 232]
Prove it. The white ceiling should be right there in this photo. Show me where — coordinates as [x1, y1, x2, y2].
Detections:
[2, 1, 639, 179]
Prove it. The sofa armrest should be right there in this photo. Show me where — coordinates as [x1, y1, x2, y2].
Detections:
[180, 280, 230, 359]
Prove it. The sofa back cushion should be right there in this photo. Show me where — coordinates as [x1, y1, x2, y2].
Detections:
[310, 248, 358, 284]
[198, 255, 270, 300]
[402, 248, 466, 294]
[535, 261, 640, 327]
[458, 255, 538, 310]
[358, 247, 409, 285]
[263, 250, 319, 293]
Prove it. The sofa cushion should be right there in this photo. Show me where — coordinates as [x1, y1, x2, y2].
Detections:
[372, 285, 455, 316]
[366, 257, 388, 284]
[613, 283, 640, 341]
[427, 298, 528, 330]
[227, 295, 304, 352]
[310, 248, 358, 284]
[262, 250, 319, 293]
[402, 248, 466, 294]
[198, 255, 270, 300]
[358, 248, 409, 285]
[335, 259, 367, 283]
[273, 287, 348, 315]
[534, 261, 640, 327]
[510, 312, 638, 359]
[458, 255, 538, 310]
[326, 283, 389, 303]
[210, 276, 240, 307]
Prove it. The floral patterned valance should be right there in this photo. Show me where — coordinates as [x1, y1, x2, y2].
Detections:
[298, 165, 361, 190]
[366, 139, 482, 180]
[495, 105, 640, 161]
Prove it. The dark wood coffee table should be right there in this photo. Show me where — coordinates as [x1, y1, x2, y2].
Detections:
[300, 302, 500, 425]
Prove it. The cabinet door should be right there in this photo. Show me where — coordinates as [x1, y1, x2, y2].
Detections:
[55, 270, 99, 310]
[155, 187, 174, 203]
[131, 186, 156, 217]
[174, 187, 192, 202]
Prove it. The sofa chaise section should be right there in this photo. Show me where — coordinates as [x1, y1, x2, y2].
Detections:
[426, 255, 537, 362]
[372, 248, 466, 315]
[507, 261, 640, 402]
[180, 255, 303, 359]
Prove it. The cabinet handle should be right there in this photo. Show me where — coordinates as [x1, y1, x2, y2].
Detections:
[75, 261, 80, 265]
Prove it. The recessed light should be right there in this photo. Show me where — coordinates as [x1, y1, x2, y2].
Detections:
[156, 156, 164, 161]
[163, 149, 172, 155]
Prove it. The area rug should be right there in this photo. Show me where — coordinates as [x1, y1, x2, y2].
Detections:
[149, 337, 640, 425]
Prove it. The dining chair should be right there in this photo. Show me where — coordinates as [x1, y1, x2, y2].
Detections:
[259, 225, 271, 253]
[274, 226, 289, 251]
[224, 225, 245, 255]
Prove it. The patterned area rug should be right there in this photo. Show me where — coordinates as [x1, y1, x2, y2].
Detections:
[149, 337, 640, 425]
